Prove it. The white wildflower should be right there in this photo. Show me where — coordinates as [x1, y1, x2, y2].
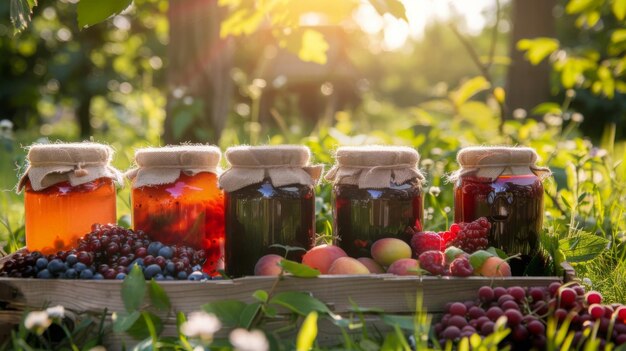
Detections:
[46, 305, 65, 319]
[24, 311, 52, 333]
[229, 328, 269, 351]
[181, 312, 221, 341]
[583, 277, 593, 287]
[428, 186, 441, 197]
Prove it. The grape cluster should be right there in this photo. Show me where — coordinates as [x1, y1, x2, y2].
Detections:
[447, 217, 490, 253]
[435, 283, 626, 349]
[0, 224, 213, 280]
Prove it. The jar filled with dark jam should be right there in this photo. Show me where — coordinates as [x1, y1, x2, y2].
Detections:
[453, 146, 551, 275]
[325, 146, 425, 257]
[220, 146, 322, 277]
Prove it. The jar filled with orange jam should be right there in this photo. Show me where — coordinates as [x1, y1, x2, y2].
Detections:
[18, 143, 122, 254]
[127, 146, 224, 275]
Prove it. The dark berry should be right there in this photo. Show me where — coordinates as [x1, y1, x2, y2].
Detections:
[148, 242, 164, 257]
[36, 269, 52, 279]
[66, 254, 78, 266]
[35, 258, 48, 270]
[144, 264, 162, 280]
[80, 269, 94, 279]
[418, 250, 446, 275]
[158, 246, 174, 259]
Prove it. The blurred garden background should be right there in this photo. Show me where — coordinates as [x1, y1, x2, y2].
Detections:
[1, 0, 626, 302]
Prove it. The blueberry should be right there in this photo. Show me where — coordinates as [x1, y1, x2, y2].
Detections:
[47, 259, 66, 274]
[93, 273, 104, 280]
[80, 269, 94, 279]
[192, 265, 202, 272]
[64, 268, 78, 279]
[147, 242, 164, 257]
[165, 261, 176, 274]
[188, 271, 203, 281]
[143, 264, 162, 279]
[35, 258, 48, 270]
[154, 274, 165, 281]
[66, 254, 78, 266]
[158, 246, 174, 259]
[116, 273, 127, 280]
[74, 262, 88, 272]
[36, 269, 52, 279]
[177, 271, 187, 280]
[165, 276, 175, 281]
[131, 258, 144, 268]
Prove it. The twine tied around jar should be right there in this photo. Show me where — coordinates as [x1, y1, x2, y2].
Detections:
[449, 146, 552, 181]
[126, 145, 222, 188]
[324, 146, 425, 189]
[17, 143, 123, 192]
[218, 145, 323, 192]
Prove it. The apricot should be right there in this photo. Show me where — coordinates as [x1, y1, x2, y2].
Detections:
[328, 257, 370, 275]
[254, 254, 283, 276]
[476, 257, 512, 277]
[370, 238, 412, 266]
[357, 257, 385, 274]
[387, 258, 421, 276]
[301, 245, 348, 274]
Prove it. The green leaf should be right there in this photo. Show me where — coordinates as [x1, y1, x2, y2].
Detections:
[253, 290, 269, 303]
[517, 38, 559, 65]
[611, 29, 626, 44]
[369, 0, 408, 21]
[450, 76, 490, 107]
[565, 0, 595, 14]
[381, 315, 415, 331]
[486, 247, 508, 260]
[296, 311, 318, 351]
[298, 29, 329, 65]
[126, 311, 163, 340]
[381, 331, 408, 351]
[444, 246, 466, 263]
[112, 311, 141, 333]
[239, 302, 262, 329]
[280, 259, 320, 278]
[77, 0, 133, 28]
[122, 265, 146, 313]
[559, 235, 609, 263]
[469, 250, 494, 270]
[202, 300, 246, 327]
[10, 0, 32, 33]
[613, 0, 626, 20]
[270, 292, 330, 316]
[149, 280, 171, 311]
[532, 102, 562, 115]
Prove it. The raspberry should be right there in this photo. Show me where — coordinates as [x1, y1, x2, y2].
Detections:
[449, 257, 473, 277]
[448, 217, 491, 253]
[418, 250, 447, 275]
[411, 232, 442, 256]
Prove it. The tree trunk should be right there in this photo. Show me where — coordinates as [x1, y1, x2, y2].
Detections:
[164, 0, 234, 144]
[506, 0, 556, 116]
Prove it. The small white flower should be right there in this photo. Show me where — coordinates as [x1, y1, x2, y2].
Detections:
[571, 113, 584, 123]
[181, 312, 221, 341]
[583, 277, 593, 287]
[428, 186, 441, 197]
[229, 328, 269, 351]
[46, 305, 65, 319]
[24, 311, 52, 332]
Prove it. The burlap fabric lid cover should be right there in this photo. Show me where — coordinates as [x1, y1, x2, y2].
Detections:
[451, 146, 551, 181]
[18, 143, 123, 192]
[126, 145, 221, 188]
[324, 146, 425, 189]
[219, 145, 323, 192]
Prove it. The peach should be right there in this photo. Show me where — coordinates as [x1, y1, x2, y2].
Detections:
[328, 257, 370, 275]
[371, 238, 412, 266]
[357, 257, 385, 274]
[476, 257, 512, 277]
[387, 258, 421, 276]
[302, 245, 348, 274]
[254, 254, 283, 276]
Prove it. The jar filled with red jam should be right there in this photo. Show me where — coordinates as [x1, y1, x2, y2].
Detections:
[325, 146, 425, 257]
[219, 146, 322, 277]
[18, 143, 122, 254]
[127, 146, 224, 275]
[452, 146, 551, 275]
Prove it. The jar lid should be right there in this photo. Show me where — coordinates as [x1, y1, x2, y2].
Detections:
[452, 146, 551, 180]
[127, 145, 221, 188]
[325, 145, 425, 189]
[219, 145, 323, 192]
[18, 143, 123, 192]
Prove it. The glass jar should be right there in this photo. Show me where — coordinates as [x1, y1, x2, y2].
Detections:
[24, 178, 116, 253]
[129, 146, 224, 275]
[19, 143, 121, 254]
[220, 145, 322, 277]
[453, 146, 550, 275]
[325, 146, 424, 257]
[224, 179, 315, 277]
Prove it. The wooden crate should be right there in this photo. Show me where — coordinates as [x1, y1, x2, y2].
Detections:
[0, 265, 574, 347]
